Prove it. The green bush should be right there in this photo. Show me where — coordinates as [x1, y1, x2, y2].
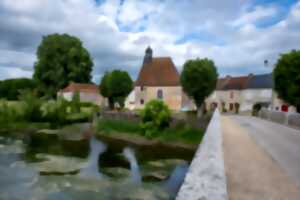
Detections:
[70, 91, 81, 113]
[18, 90, 43, 122]
[0, 100, 22, 124]
[41, 97, 68, 128]
[140, 100, 171, 138]
[96, 119, 140, 134]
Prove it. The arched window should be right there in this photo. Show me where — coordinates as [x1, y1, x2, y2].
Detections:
[157, 89, 163, 99]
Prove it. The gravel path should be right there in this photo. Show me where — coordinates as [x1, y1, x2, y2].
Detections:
[222, 116, 300, 200]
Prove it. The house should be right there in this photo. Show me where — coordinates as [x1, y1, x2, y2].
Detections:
[57, 83, 104, 106]
[132, 47, 194, 111]
[206, 73, 274, 113]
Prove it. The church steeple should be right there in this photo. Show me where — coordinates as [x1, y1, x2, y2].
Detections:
[144, 46, 153, 63]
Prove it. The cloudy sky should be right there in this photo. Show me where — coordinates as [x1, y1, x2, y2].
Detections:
[0, 0, 299, 82]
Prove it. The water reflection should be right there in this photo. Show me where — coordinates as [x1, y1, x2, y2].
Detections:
[0, 129, 190, 199]
[79, 137, 107, 179]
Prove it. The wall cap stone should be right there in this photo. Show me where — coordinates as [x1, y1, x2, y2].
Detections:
[176, 109, 228, 200]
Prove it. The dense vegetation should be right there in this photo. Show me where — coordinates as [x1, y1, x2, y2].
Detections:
[0, 91, 97, 129]
[274, 50, 300, 109]
[33, 33, 93, 97]
[140, 100, 171, 138]
[96, 100, 205, 145]
[181, 58, 218, 116]
[100, 70, 133, 109]
[0, 78, 36, 100]
[96, 118, 204, 145]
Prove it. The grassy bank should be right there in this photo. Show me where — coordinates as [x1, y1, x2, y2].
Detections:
[95, 119, 205, 145]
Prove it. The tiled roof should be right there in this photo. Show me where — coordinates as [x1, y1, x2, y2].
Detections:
[60, 83, 99, 93]
[217, 73, 273, 90]
[135, 57, 180, 86]
[222, 76, 251, 90]
[247, 73, 273, 89]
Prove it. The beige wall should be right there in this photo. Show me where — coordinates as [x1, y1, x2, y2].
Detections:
[58, 91, 104, 106]
[134, 86, 182, 110]
[272, 93, 297, 113]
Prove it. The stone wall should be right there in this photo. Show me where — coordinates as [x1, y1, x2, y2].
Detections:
[176, 110, 228, 200]
[259, 108, 300, 129]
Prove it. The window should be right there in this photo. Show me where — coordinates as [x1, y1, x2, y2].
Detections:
[141, 86, 144, 91]
[140, 99, 144, 105]
[157, 89, 163, 99]
[230, 91, 234, 99]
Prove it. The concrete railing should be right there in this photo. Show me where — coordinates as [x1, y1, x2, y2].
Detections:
[259, 108, 300, 129]
[176, 109, 228, 200]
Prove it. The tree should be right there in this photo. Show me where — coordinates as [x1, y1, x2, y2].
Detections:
[274, 50, 300, 109]
[180, 58, 218, 117]
[33, 33, 93, 97]
[0, 78, 36, 100]
[100, 70, 133, 109]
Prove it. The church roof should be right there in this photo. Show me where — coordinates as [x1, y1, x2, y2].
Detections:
[135, 57, 180, 86]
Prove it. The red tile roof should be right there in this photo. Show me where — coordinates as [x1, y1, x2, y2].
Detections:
[220, 75, 251, 90]
[60, 83, 99, 93]
[135, 57, 180, 86]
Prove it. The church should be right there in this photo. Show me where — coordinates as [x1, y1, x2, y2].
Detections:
[128, 47, 195, 111]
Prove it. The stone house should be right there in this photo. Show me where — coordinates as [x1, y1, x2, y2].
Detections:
[57, 83, 105, 106]
[206, 73, 273, 113]
[132, 47, 195, 111]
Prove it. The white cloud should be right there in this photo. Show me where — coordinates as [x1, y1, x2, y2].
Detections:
[0, 0, 299, 81]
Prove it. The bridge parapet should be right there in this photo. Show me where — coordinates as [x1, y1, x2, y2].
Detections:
[176, 109, 228, 200]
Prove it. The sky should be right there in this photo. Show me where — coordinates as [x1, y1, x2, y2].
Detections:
[0, 0, 300, 83]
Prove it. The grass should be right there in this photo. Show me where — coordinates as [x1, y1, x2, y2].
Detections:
[95, 119, 204, 145]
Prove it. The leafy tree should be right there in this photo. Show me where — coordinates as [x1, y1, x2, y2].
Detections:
[274, 50, 300, 108]
[140, 100, 171, 138]
[100, 70, 133, 109]
[180, 58, 218, 117]
[33, 33, 93, 97]
[18, 90, 43, 122]
[0, 78, 36, 100]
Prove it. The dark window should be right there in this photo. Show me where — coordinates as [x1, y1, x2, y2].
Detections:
[140, 99, 144, 105]
[230, 91, 234, 99]
[157, 89, 163, 99]
[141, 86, 144, 91]
[230, 103, 234, 111]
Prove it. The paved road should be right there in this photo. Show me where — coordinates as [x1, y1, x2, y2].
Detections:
[231, 115, 300, 187]
[222, 116, 300, 200]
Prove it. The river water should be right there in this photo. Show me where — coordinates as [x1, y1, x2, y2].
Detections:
[0, 128, 191, 200]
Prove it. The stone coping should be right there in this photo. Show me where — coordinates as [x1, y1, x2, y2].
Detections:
[176, 109, 228, 200]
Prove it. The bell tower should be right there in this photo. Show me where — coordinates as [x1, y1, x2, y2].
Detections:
[144, 46, 152, 63]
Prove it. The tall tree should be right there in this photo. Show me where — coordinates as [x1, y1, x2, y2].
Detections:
[180, 58, 218, 117]
[0, 78, 36, 100]
[274, 50, 300, 110]
[100, 70, 133, 109]
[33, 33, 93, 97]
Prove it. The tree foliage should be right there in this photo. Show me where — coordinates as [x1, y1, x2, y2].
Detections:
[100, 70, 133, 109]
[140, 100, 171, 138]
[33, 33, 93, 97]
[0, 78, 36, 100]
[274, 50, 300, 107]
[180, 58, 218, 111]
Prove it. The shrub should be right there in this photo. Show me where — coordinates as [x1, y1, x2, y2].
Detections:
[140, 100, 171, 138]
[0, 100, 22, 124]
[18, 90, 43, 122]
[70, 91, 81, 113]
[41, 97, 68, 128]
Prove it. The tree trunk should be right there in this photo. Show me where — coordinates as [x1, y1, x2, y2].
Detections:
[108, 97, 114, 110]
[197, 104, 203, 118]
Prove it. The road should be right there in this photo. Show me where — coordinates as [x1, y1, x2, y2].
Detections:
[222, 115, 300, 200]
[231, 115, 300, 187]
